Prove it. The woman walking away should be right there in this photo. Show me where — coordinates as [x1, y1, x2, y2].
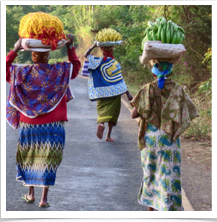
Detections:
[84, 42, 133, 142]
[6, 34, 81, 208]
[131, 59, 199, 211]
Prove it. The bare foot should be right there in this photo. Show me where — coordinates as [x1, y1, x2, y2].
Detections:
[39, 187, 49, 207]
[148, 207, 154, 211]
[97, 124, 105, 139]
[105, 138, 114, 142]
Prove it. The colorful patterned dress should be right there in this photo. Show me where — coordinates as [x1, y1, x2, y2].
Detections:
[7, 62, 73, 187]
[131, 79, 199, 211]
[16, 121, 65, 187]
[138, 123, 182, 211]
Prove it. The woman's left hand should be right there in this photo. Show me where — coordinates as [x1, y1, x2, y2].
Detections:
[127, 93, 133, 101]
[66, 34, 74, 48]
[125, 91, 133, 101]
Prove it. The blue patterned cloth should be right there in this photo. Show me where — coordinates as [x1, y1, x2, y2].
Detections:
[151, 62, 173, 89]
[138, 123, 184, 211]
[16, 121, 65, 187]
[87, 55, 128, 101]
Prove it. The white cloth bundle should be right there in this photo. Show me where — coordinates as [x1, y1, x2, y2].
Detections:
[18, 38, 68, 52]
[96, 40, 123, 47]
[140, 41, 186, 65]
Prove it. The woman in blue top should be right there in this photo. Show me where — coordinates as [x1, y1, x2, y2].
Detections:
[84, 42, 132, 142]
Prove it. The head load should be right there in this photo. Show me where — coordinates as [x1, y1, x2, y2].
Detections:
[18, 12, 66, 51]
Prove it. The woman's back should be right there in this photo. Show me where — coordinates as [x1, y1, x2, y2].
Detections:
[6, 44, 81, 128]
[147, 79, 176, 126]
[131, 62, 199, 211]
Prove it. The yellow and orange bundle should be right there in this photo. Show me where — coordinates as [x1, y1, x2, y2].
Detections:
[18, 12, 66, 50]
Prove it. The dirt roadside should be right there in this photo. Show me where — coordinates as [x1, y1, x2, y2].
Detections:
[181, 137, 212, 211]
[181, 137, 211, 168]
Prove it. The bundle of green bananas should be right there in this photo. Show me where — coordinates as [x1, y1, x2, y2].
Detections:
[95, 28, 122, 42]
[141, 17, 185, 50]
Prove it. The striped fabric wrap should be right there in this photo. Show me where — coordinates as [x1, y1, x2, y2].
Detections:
[81, 61, 90, 77]
[16, 121, 65, 187]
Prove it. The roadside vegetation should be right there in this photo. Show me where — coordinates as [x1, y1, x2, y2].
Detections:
[6, 5, 212, 141]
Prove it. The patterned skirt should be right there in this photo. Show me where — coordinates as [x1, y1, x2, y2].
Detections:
[138, 123, 184, 211]
[16, 121, 65, 187]
[96, 96, 121, 125]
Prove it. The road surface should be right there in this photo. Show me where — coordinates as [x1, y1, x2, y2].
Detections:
[6, 75, 146, 211]
[5, 66, 212, 212]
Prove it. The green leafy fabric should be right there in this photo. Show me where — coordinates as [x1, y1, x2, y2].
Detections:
[131, 79, 199, 150]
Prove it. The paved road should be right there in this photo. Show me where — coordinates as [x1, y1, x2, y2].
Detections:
[7, 71, 211, 212]
[6, 75, 146, 211]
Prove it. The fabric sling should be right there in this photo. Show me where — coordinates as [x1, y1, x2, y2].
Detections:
[87, 55, 128, 101]
[6, 62, 74, 129]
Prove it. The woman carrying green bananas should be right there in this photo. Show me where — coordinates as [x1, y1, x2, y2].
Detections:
[84, 42, 132, 142]
[131, 59, 199, 211]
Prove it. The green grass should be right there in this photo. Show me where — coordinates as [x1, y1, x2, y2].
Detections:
[183, 98, 211, 141]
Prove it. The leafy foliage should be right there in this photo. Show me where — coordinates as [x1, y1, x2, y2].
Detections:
[6, 5, 212, 140]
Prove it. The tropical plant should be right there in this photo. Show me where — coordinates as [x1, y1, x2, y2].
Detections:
[6, 5, 212, 140]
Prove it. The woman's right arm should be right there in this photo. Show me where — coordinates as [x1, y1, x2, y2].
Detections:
[84, 41, 97, 58]
[6, 39, 22, 83]
[66, 34, 81, 79]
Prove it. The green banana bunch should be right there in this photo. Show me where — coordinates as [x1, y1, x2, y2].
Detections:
[141, 17, 185, 50]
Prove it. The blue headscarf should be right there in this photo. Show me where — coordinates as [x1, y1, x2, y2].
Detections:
[151, 62, 173, 89]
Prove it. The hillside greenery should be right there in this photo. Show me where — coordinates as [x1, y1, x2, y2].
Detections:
[6, 5, 212, 140]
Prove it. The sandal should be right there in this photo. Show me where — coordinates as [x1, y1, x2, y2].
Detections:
[22, 194, 35, 203]
[97, 124, 105, 139]
[39, 203, 50, 208]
